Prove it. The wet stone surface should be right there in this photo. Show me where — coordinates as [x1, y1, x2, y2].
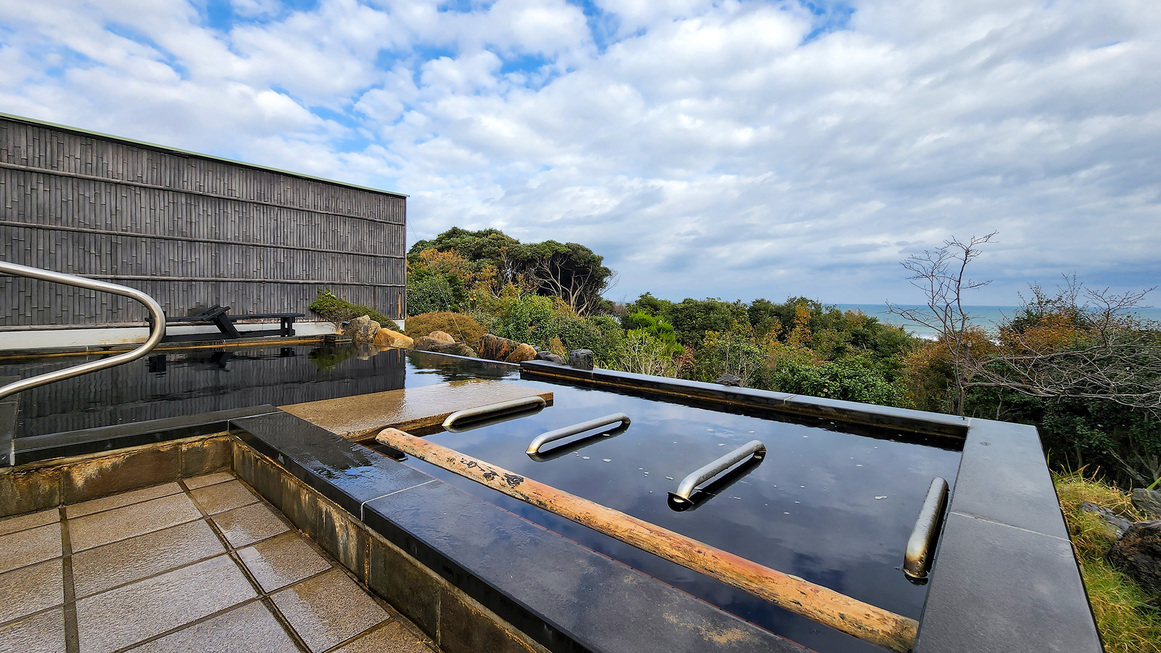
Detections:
[0, 473, 436, 653]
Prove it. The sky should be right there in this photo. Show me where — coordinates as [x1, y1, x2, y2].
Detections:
[1, 0, 1159, 307]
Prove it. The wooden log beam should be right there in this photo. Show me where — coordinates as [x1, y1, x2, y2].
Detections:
[375, 427, 919, 653]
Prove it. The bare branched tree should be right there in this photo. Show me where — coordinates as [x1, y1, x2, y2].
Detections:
[888, 231, 997, 416]
[970, 277, 1161, 414]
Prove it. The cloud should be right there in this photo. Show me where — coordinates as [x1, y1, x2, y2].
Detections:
[1, 0, 1159, 305]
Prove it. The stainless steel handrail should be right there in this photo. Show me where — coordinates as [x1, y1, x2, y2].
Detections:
[669, 440, 766, 505]
[903, 477, 949, 581]
[0, 260, 167, 437]
[442, 396, 547, 432]
[525, 413, 631, 455]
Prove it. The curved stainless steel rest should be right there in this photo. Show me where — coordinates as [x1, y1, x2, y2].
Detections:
[668, 440, 766, 506]
[525, 413, 631, 455]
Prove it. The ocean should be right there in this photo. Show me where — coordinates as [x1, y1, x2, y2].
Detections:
[834, 304, 1161, 340]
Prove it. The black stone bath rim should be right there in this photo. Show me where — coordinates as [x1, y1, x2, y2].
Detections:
[1, 352, 1103, 652]
[517, 360, 1102, 652]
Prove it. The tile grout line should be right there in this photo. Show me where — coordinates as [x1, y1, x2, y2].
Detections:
[58, 506, 80, 653]
[182, 475, 313, 653]
[64, 483, 186, 522]
[360, 479, 436, 522]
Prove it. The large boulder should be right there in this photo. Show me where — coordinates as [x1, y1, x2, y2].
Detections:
[412, 336, 440, 351]
[1109, 520, 1161, 596]
[568, 349, 594, 371]
[1133, 489, 1161, 520]
[479, 334, 520, 361]
[505, 343, 537, 364]
[344, 315, 381, 344]
[373, 328, 414, 349]
[428, 330, 456, 345]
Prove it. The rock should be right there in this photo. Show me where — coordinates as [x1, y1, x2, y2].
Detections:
[1109, 520, 1161, 596]
[373, 328, 414, 349]
[715, 373, 743, 387]
[427, 330, 456, 345]
[1081, 502, 1133, 538]
[478, 334, 520, 361]
[568, 349, 594, 371]
[430, 342, 476, 357]
[505, 343, 537, 363]
[1133, 489, 1161, 519]
[412, 336, 439, 351]
[344, 315, 381, 344]
[535, 351, 563, 364]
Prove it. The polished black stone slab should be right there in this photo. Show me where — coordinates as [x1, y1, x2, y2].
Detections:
[229, 411, 434, 517]
[520, 360, 970, 439]
[914, 512, 1101, 652]
[364, 480, 810, 653]
[945, 419, 1071, 540]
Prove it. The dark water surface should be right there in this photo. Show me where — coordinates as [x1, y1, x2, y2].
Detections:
[410, 356, 960, 653]
[2, 345, 960, 652]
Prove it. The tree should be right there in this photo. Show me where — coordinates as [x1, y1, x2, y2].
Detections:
[888, 232, 997, 416]
[975, 277, 1161, 413]
[409, 228, 616, 316]
[509, 240, 616, 315]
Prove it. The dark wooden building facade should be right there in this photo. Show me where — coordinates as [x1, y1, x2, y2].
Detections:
[0, 114, 406, 327]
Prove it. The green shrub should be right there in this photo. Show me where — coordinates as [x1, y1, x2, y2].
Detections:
[549, 313, 625, 363]
[310, 290, 393, 327]
[688, 328, 768, 386]
[761, 360, 905, 406]
[407, 274, 462, 316]
[490, 295, 557, 344]
[621, 311, 682, 355]
[615, 330, 680, 377]
[403, 312, 485, 346]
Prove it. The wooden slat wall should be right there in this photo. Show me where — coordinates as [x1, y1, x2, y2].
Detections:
[0, 116, 407, 325]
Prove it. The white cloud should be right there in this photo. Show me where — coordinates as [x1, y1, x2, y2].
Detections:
[1, 0, 1159, 305]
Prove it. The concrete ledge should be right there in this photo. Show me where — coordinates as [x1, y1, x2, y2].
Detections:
[0, 433, 232, 518]
[229, 410, 811, 653]
[10, 405, 278, 466]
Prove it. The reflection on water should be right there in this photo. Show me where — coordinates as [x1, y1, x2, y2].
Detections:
[0, 344, 502, 436]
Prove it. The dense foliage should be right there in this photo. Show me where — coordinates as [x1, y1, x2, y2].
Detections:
[408, 227, 615, 316]
[391, 227, 1161, 489]
[309, 290, 394, 327]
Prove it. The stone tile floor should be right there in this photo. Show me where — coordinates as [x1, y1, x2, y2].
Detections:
[0, 472, 438, 653]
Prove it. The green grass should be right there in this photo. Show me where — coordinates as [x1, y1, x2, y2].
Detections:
[1054, 471, 1161, 652]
